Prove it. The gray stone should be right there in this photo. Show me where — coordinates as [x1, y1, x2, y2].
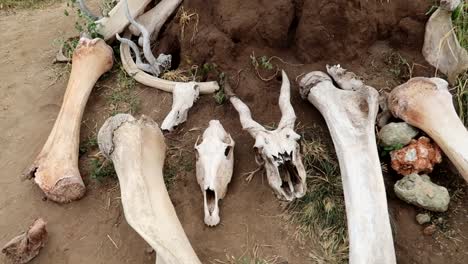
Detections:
[416, 213, 431, 225]
[394, 174, 450, 212]
[379, 122, 418, 147]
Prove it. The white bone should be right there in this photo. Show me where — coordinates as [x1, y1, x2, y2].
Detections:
[24, 38, 113, 203]
[96, 0, 152, 41]
[423, 0, 468, 84]
[388, 77, 468, 182]
[195, 120, 235, 226]
[299, 65, 396, 264]
[129, 0, 183, 46]
[229, 70, 306, 201]
[98, 114, 202, 264]
[161, 82, 200, 131]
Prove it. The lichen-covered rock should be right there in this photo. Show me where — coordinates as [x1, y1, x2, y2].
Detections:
[394, 174, 450, 212]
[379, 122, 419, 147]
[416, 213, 431, 225]
[390, 136, 442, 175]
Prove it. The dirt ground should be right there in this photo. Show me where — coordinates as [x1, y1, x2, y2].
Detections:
[0, 0, 467, 263]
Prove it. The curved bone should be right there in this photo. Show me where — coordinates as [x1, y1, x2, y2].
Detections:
[423, 0, 468, 84]
[24, 38, 113, 203]
[195, 120, 235, 226]
[299, 65, 396, 264]
[77, 0, 102, 20]
[96, 0, 152, 41]
[388, 77, 468, 182]
[98, 114, 202, 264]
[129, 0, 183, 46]
[161, 82, 200, 131]
[229, 70, 306, 201]
[120, 33, 219, 94]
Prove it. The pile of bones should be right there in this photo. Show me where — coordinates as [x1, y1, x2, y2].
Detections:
[3, 0, 467, 264]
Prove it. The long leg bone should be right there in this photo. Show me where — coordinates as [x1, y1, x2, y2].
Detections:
[98, 114, 202, 264]
[423, 0, 468, 84]
[229, 71, 306, 201]
[388, 77, 468, 182]
[299, 65, 396, 264]
[94, 0, 152, 41]
[24, 38, 113, 203]
[195, 120, 235, 226]
[161, 82, 200, 131]
[129, 0, 183, 47]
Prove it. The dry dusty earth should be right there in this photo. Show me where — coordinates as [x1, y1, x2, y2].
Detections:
[0, 0, 467, 263]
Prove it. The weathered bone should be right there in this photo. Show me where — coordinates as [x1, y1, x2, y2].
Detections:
[195, 120, 235, 226]
[161, 82, 200, 131]
[24, 38, 113, 203]
[299, 65, 396, 264]
[229, 70, 306, 201]
[388, 77, 468, 182]
[98, 114, 202, 264]
[2, 218, 47, 264]
[423, 0, 468, 84]
[95, 0, 152, 41]
[129, 0, 183, 47]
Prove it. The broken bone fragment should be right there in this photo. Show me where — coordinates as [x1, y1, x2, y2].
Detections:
[299, 65, 396, 264]
[195, 120, 235, 226]
[394, 174, 450, 212]
[390, 136, 442, 176]
[388, 77, 468, 182]
[98, 114, 202, 264]
[423, 0, 468, 83]
[378, 122, 419, 147]
[24, 37, 113, 203]
[416, 213, 431, 225]
[161, 82, 200, 132]
[229, 70, 307, 201]
[2, 218, 47, 264]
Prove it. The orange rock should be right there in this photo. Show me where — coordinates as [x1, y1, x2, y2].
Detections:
[390, 136, 442, 175]
[423, 224, 437, 236]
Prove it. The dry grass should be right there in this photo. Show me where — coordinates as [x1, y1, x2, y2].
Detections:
[287, 126, 348, 263]
[453, 3, 468, 126]
[177, 6, 199, 43]
[0, 0, 61, 9]
[213, 245, 280, 264]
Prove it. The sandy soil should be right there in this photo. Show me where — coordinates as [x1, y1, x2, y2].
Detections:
[0, 1, 467, 264]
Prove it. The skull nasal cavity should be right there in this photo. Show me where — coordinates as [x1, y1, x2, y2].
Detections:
[205, 188, 216, 214]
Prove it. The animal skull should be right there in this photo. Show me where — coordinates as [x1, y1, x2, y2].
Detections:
[161, 82, 200, 131]
[229, 70, 306, 201]
[195, 120, 235, 226]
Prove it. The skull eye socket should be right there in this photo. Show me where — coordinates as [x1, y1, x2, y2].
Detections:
[224, 146, 232, 157]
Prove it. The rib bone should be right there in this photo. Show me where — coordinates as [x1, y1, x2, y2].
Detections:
[299, 65, 396, 264]
[24, 38, 113, 203]
[98, 114, 202, 264]
[388, 77, 468, 182]
[423, 0, 468, 84]
[195, 120, 235, 226]
[229, 71, 307, 201]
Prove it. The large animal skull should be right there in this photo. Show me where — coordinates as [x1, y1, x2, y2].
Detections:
[161, 82, 200, 131]
[229, 70, 306, 201]
[195, 120, 235, 226]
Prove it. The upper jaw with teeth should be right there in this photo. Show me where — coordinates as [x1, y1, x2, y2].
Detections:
[229, 70, 307, 201]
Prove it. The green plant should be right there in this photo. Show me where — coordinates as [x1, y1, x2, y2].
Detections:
[213, 71, 227, 105]
[106, 64, 140, 115]
[287, 130, 348, 263]
[379, 143, 404, 157]
[385, 52, 412, 81]
[250, 54, 274, 70]
[101, 0, 118, 17]
[65, 0, 103, 39]
[0, 0, 60, 10]
[79, 135, 98, 155]
[90, 157, 116, 181]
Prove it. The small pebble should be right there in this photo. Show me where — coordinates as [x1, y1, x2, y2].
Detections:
[416, 213, 431, 225]
[145, 247, 154, 255]
[423, 224, 437, 236]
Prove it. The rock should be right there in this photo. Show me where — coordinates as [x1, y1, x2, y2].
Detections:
[416, 213, 431, 225]
[423, 224, 437, 236]
[390, 136, 442, 175]
[394, 174, 450, 212]
[379, 122, 418, 147]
